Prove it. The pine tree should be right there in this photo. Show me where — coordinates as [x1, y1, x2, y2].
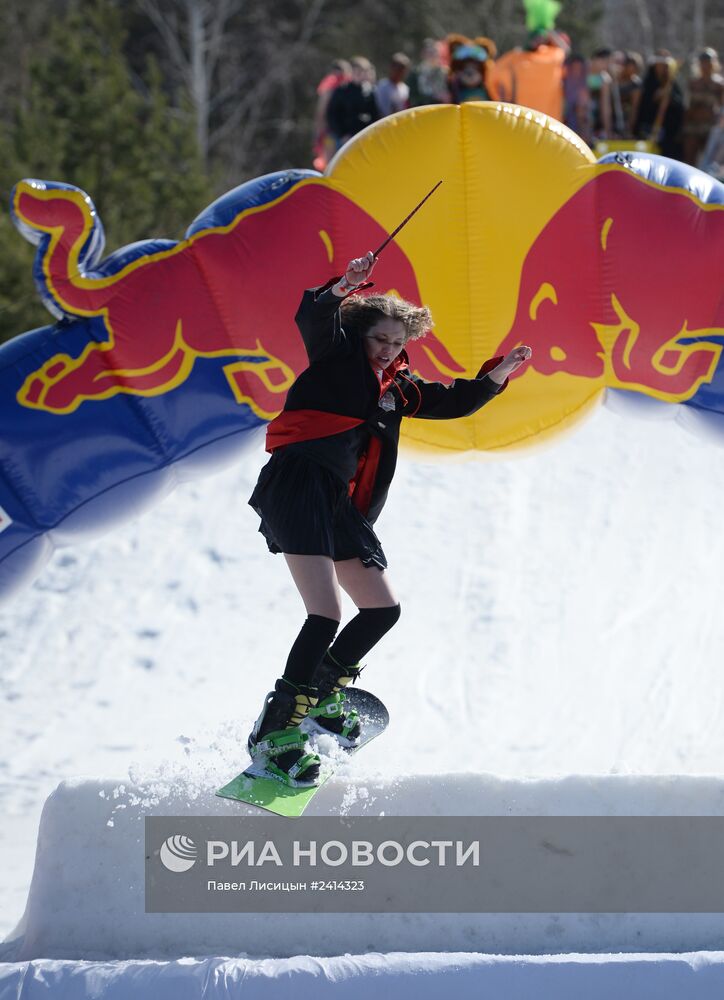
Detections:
[0, 0, 211, 343]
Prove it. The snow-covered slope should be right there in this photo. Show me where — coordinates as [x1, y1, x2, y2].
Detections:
[2, 406, 724, 989]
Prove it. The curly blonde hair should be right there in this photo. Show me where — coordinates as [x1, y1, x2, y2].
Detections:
[340, 293, 433, 342]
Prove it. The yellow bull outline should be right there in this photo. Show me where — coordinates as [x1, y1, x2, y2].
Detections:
[12, 179, 319, 417]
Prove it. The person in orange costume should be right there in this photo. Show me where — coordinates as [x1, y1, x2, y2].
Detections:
[490, 29, 570, 122]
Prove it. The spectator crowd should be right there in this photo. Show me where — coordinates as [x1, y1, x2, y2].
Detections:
[313, 32, 724, 181]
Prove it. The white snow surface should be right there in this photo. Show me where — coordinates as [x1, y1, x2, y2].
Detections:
[3, 406, 724, 994]
[8, 772, 724, 964]
[4, 952, 724, 1000]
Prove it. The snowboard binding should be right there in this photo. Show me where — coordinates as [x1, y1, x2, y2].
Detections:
[248, 678, 321, 787]
[303, 652, 364, 748]
[220, 687, 390, 814]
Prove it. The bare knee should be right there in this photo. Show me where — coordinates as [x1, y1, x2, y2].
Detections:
[297, 582, 342, 621]
[304, 596, 342, 621]
[284, 554, 342, 621]
[335, 559, 399, 608]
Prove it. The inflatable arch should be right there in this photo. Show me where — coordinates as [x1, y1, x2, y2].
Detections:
[0, 103, 722, 601]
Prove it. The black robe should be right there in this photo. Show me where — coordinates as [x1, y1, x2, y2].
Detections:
[273, 281, 505, 525]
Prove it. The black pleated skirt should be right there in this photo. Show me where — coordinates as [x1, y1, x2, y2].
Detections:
[248, 450, 387, 569]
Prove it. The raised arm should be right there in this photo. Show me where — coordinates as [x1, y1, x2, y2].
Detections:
[294, 253, 377, 364]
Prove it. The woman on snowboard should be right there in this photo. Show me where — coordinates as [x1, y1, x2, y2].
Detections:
[248, 251, 532, 786]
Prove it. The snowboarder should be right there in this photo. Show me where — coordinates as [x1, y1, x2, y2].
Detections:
[247, 251, 532, 785]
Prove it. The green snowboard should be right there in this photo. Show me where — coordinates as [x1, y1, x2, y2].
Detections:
[216, 688, 389, 817]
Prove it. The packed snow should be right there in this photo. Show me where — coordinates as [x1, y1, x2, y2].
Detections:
[4, 952, 724, 999]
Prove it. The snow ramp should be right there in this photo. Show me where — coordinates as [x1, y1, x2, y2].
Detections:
[7, 771, 724, 962]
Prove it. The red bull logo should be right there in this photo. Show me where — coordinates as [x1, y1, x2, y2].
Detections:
[495, 167, 723, 402]
[13, 178, 464, 418]
[4, 105, 724, 607]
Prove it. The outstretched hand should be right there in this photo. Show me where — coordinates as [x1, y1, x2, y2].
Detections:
[487, 345, 533, 385]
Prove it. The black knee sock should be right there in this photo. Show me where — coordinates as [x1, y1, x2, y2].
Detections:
[328, 604, 401, 666]
[282, 614, 339, 686]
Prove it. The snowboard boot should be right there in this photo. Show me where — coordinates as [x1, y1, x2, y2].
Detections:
[303, 651, 363, 748]
[247, 678, 321, 786]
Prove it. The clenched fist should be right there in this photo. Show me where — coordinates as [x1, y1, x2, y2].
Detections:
[487, 345, 533, 385]
[344, 251, 376, 285]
